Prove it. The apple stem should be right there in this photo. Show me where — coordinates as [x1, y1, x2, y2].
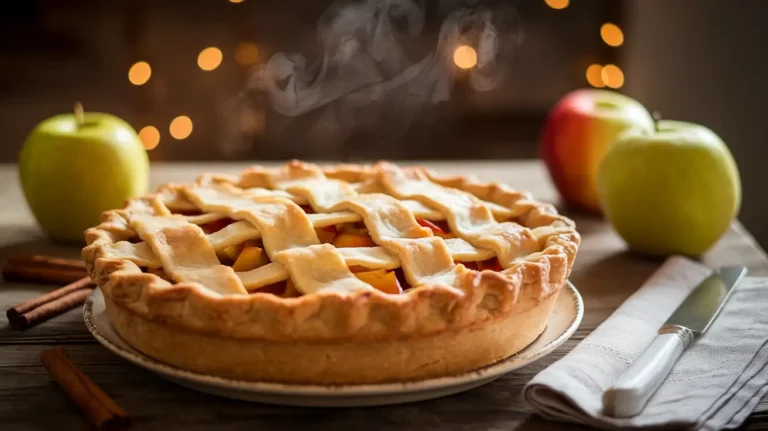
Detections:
[74, 102, 84, 128]
[652, 111, 662, 132]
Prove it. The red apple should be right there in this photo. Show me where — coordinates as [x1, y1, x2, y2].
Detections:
[539, 89, 654, 212]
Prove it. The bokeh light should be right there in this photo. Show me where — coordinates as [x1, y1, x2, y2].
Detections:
[545, 0, 569, 10]
[601, 64, 624, 89]
[586, 64, 605, 88]
[198, 47, 223, 71]
[235, 42, 260, 66]
[128, 61, 151, 86]
[229, 0, 244, 3]
[453, 45, 477, 70]
[138, 126, 160, 150]
[600, 23, 624, 47]
[169, 116, 193, 140]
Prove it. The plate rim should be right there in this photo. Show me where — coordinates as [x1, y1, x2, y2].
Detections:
[83, 281, 583, 396]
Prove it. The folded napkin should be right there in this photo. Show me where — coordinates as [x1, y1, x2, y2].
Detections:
[524, 256, 768, 430]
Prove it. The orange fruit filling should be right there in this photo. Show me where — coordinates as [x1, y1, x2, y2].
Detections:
[354, 269, 403, 295]
[171, 218, 507, 298]
[332, 233, 376, 248]
[416, 218, 455, 238]
[232, 242, 270, 272]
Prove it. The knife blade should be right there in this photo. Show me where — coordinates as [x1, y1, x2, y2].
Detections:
[603, 266, 748, 418]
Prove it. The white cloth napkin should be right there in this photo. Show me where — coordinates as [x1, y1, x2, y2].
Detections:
[523, 256, 768, 430]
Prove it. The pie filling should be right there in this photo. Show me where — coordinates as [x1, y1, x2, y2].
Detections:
[137, 209, 505, 298]
[97, 159, 574, 305]
[82, 161, 580, 385]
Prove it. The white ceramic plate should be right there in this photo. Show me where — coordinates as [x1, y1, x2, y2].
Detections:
[83, 282, 583, 407]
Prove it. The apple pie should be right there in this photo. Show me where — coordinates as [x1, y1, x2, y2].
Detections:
[82, 161, 580, 384]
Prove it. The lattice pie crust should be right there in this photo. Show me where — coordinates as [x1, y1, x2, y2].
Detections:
[83, 161, 580, 384]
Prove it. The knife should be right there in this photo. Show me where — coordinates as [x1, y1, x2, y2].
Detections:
[603, 266, 748, 418]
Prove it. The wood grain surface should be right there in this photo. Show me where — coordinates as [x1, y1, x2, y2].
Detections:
[1, 161, 767, 431]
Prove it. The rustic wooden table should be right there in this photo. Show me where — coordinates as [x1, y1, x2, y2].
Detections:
[2, 161, 768, 431]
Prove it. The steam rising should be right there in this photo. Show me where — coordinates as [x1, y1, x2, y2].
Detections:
[225, 0, 523, 157]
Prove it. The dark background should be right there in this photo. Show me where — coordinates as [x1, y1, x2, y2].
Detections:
[1, 0, 766, 248]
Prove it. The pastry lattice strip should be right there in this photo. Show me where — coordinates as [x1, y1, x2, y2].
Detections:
[130, 214, 246, 295]
[107, 162, 557, 296]
[102, 234, 493, 291]
[239, 163, 469, 291]
[184, 184, 373, 294]
[377, 163, 542, 270]
[114, 183, 490, 294]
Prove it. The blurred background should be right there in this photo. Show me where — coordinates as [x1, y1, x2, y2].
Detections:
[1, 0, 766, 247]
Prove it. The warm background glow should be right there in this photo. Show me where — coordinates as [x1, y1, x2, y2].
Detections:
[240, 108, 266, 135]
[229, 0, 244, 3]
[545, 0, 569, 10]
[453, 45, 477, 70]
[128, 61, 151, 86]
[169, 116, 193, 140]
[197, 47, 223, 71]
[600, 23, 624, 47]
[601, 64, 624, 89]
[138, 126, 160, 150]
[586, 64, 604, 88]
[235, 42, 260, 66]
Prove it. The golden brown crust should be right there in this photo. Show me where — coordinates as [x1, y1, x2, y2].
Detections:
[82, 161, 580, 381]
[104, 290, 559, 384]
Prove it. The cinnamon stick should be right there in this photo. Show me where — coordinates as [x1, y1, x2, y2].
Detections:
[3, 254, 87, 284]
[41, 346, 131, 431]
[7, 254, 87, 270]
[7, 277, 94, 330]
[2, 265, 87, 284]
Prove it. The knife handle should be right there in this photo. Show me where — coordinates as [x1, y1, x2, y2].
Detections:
[603, 324, 694, 417]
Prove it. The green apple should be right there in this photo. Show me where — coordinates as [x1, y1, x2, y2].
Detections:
[19, 107, 149, 244]
[597, 120, 740, 257]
